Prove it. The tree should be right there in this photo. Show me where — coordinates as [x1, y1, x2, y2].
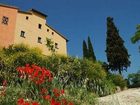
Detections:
[131, 25, 140, 43]
[46, 38, 55, 53]
[87, 36, 96, 61]
[83, 40, 89, 58]
[82, 37, 96, 61]
[106, 17, 130, 75]
[131, 25, 140, 52]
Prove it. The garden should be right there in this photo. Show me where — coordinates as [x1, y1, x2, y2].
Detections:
[0, 44, 127, 105]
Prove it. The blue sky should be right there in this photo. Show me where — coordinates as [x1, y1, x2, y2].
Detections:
[0, 0, 140, 77]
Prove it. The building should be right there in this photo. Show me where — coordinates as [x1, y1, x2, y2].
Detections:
[0, 4, 68, 55]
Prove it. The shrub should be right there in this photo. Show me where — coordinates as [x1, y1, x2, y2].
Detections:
[0, 44, 45, 84]
[107, 74, 127, 90]
[128, 70, 140, 88]
[2, 44, 30, 55]
[0, 44, 116, 98]
[65, 87, 97, 105]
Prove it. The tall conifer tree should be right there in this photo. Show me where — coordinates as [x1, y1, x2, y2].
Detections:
[83, 40, 88, 58]
[106, 17, 130, 74]
[88, 36, 96, 61]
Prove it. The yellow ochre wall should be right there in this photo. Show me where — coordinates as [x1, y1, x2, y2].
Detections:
[14, 11, 67, 55]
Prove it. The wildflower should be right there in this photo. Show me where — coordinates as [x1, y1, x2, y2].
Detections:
[60, 90, 65, 94]
[17, 98, 24, 105]
[2, 80, 7, 86]
[31, 101, 40, 105]
[68, 102, 74, 105]
[17, 64, 53, 85]
[53, 88, 59, 93]
[44, 95, 51, 100]
[50, 98, 61, 105]
[40, 88, 47, 95]
[23, 101, 30, 105]
[61, 98, 68, 105]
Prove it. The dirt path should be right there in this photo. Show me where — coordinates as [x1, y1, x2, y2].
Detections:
[97, 88, 140, 105]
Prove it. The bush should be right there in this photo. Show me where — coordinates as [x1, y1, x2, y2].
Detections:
[128, 70, 140, 88]
[65, 87, 97, 105]
[0, 44, 116, 98]
[107, 74, 127, 90]
[0, 44, 45, 83]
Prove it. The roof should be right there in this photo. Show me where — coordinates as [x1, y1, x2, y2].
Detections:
[29, 9, 47, 17]
[0, 4, 47, 17]
[18, 10, 32, 15]
[46, 24, 68, 42]
[0, 3, 18, 9]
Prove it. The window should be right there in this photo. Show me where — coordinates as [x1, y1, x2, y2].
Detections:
[55, 43, 58, 49]
[47, 29, 49, 32]
[26, 16, 29, 20]
[2, 16, 9, 25]
[38, 37, 42, 44]
[52, 32, 54, 35]
[38, 24, 42, 29]
[20, 31, 25, 38]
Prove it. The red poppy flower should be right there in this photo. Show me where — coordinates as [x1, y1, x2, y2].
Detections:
[17, 98, 24, 105]
[60, 90, 65, 94]
[31, 101, 40, 105]
[23, 101, 30, 105]
[40, 88, 47, 95]
[61, 98, 68, 105]
[44, 95, 51, 100]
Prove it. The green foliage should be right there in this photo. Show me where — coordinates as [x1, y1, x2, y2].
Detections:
[131, 25, 140, 44]
[106, 17, 131, 74]
[0, 44, 44, 83]
[82, 40, 88, 59]
[0, 44, 117, 100]
[2, 44, 30, 55]
[128, 70, 140, 88]
[0, 85, 19, 105]
[131, 24, 140, 53]
[88, 36, 96, 61]
[65, 87, 97, 105]
[107, 73, 127, 90]
[46, 38, 55, 53]
[82, 36, 96, 61]
[48, 57, 116, 96]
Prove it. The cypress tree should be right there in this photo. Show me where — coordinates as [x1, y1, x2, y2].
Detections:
[87, 36, 96, 61]
[83, 40, 89, 58]
[106, 17, 131, 74]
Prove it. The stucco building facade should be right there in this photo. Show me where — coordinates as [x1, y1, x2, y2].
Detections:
[0, 4, 68, 55]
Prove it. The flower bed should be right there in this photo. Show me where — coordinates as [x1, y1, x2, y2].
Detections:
[0, 64, 74, 105]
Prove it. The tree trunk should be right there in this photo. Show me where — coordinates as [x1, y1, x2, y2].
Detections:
[119, 68, 122, 75]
